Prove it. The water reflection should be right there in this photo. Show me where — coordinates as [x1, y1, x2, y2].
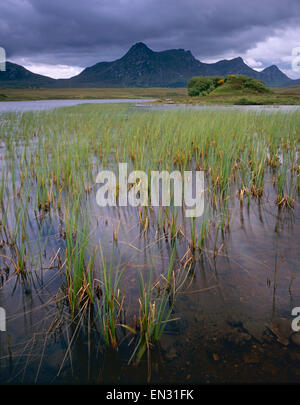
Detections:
[0, 99, 156, 113]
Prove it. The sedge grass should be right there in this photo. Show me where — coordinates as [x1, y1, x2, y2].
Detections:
[0, 103, 299, 361]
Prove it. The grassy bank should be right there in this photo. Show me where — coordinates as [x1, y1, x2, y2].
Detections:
[0, 85, 300, 104]
[0, 87, 187, 101]
[163, 88, 300, 105]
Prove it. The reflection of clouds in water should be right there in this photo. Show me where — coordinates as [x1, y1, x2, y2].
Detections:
[0, 99, 156, 113]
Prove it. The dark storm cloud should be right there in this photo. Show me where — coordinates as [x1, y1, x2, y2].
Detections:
[0, 0, 300, 67]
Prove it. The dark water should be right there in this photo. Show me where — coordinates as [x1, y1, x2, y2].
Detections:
[0, 170, 299, 384]
[0, 105, 299, 384]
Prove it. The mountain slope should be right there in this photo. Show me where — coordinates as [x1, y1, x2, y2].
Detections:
[1, 43, 300, 88]
[65, 43, 299, 88]
[259, 65, 300, 87]
[0, 62, 55, 87]
[66, 42, 207, 87]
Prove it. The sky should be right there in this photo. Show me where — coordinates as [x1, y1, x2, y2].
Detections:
[0, 0, 300, 79]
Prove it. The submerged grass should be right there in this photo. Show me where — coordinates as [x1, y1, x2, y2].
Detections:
[97, 244, 124, 349]
[0, 103, 299, 364]
[64, 198, 94, 316]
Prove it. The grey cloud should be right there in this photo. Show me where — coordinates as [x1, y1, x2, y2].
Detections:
[0, 0, 300, 69]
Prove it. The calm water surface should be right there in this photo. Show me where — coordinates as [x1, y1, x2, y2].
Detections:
[0, 104, 299, 384]
[0, 99, 156, 113]
[0, 99, 299, 113]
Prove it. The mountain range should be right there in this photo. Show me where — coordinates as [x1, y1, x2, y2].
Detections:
[1, 42, 299, 88]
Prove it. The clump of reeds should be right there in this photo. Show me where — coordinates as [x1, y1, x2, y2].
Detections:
[63, 199, 94, 316]
[128, 250, 176, 367]
[97, 244, 124, 349]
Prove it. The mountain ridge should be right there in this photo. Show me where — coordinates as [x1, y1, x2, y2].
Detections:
[0, 61, 56, 87]
[1, 43, 300, 88]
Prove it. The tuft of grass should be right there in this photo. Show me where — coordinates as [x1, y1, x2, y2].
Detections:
[97, 244, 124, 349]
[130, 250, 176, 366]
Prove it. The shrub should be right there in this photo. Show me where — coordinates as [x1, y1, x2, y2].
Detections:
[187, 76, 223, 96]
[187, 74, 271, 96]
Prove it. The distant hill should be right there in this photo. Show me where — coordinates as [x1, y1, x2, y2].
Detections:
[64, 43, 203, 88]
[259, 65, 295, 87]
[64, 43, 300, 88]
[1, 43, 300, 88]
[0, 61, 55, 87]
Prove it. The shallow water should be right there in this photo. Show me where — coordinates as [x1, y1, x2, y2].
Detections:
[0, 105, 299, 384]
[0, 98, 156, 113]
[0, 99, 299, 114]
[1, 175, 299, 384]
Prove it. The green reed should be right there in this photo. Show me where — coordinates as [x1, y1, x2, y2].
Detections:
[97, 244, 124, 349]
[0, 104, 299, 360]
